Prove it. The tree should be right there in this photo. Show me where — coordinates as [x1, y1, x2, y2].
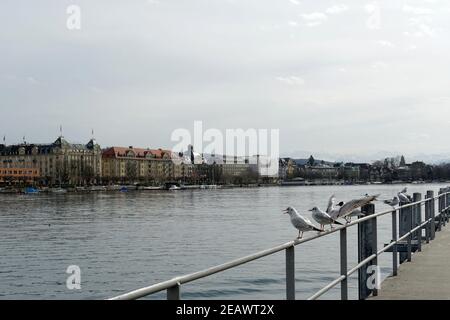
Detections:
[125, 161, 138, 183]
[307, 155, 315, 166]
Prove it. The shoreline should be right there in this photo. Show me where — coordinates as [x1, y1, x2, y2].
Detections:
[1, 181, 449, 195]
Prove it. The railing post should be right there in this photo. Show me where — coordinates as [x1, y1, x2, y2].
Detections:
[358, 203, 377, 299]
[444, 188, 448, 222]
[392, 210, 398, 276]
[438, 189, 445, 231]
[413, 193, 422, 252]
[444, 190, 448, 223]
[399, 200, 412, 263]
[340, 228, 348, 300]
[286, 246, 295, 300]
[438, 190, 443, 232]
[446, 188, 450, 223]
[442, 189, 447, 226]
[407, 207, 412, 262]
[167, 283, 181, 300]
[430, 190, 436, 240]
[425, 193, 431, 244]
[446, 188, 450, 222]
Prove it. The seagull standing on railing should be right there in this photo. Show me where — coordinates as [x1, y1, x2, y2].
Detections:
[398, 187, 412, 204]
[384, 196, 400, 207]
[332, 204, 369, 222]
[330, 194, 379, 223]
[310, 207, 343, 230]
[307, 194, 343, 230]
[283, 207, 322, 239]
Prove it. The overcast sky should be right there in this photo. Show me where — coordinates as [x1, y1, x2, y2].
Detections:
[1, 0, 450, 161]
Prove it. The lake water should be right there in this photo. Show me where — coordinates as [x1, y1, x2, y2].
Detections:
[0, 183, 447, 300]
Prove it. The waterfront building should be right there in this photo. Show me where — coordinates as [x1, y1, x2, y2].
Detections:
[279, 158, 297, 180]
[102, 146, 174, 184]
[202, 153, 259, 184]
[0, 167, 40, 185]
[340, 163, 361, 182]
[0, 136, 102, 186]
[221, 155, 249, 177]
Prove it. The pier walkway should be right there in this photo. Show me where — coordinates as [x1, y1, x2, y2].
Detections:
[372, 223, 450, 300]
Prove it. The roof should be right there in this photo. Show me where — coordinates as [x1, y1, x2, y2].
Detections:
[0, 137, 99, 156]
[102, 146, 172, 160]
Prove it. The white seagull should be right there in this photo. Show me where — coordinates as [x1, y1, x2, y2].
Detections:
[398, 188, 411, 204]
[310, 207, 343, 230]
[283, 207, 322, 239]
[330, 194, 379, 223]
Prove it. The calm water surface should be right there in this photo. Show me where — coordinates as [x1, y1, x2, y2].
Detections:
[0, 183, 447, 300]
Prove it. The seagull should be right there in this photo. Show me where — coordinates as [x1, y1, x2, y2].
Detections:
[326, 194, 336, 213]
[384, 196, 399, 207]
[398, 188, 411, 204]
[328, 195, 344, 220]
[330, 194, 379, 223]
[310, 207, 343, 230]
[332, 203, 366, 219]
[283, 207, 322, 239]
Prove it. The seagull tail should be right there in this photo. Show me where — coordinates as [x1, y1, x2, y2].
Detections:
[312, 226, 322, 232]
[333, 220, 343, 225]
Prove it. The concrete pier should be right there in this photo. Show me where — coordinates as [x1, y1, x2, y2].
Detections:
[372, 224, 450, 300]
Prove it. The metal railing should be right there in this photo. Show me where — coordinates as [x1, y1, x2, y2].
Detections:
[108, 188, 450, 300]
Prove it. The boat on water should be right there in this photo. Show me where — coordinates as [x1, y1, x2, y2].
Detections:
[89, 186, 107, 191]
[168, 185, 181, 191]
[200, 184, 218, 189]
[119, 186, 129, 192]
[106, 185, 121, 191]
[50, 188, 67, 194]
[24, 187, 39, 194]
[141, 186, 163, 190]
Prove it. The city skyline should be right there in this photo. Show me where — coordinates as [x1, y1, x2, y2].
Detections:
[2, 1, 450, 157]
[2, 129, 449, 165]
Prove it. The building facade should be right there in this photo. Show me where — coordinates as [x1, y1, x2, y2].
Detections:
[102, 146, 174, 184]
[0, 136, 102, 186]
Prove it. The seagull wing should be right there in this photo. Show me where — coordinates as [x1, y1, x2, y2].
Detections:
[398, 193, 410, 203]
[329, 208, 340, 220]
[292, 214, 315, 230]
[313, 209, 333, 225]
[326, 194, 336, 214]
[338, 195, 378, 218]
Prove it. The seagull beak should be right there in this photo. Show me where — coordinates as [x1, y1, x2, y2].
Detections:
[282, 209, 288, 214]
[308, 208, 313, 212]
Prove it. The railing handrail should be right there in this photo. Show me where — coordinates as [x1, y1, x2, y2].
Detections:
[109, 190, 450, 300]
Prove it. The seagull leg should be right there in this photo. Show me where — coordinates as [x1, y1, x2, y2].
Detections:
[345, 217, 351, 224]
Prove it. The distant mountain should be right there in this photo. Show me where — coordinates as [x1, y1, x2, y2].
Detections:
[292, 158, 335, 166]
[281, 150, 450, 165]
